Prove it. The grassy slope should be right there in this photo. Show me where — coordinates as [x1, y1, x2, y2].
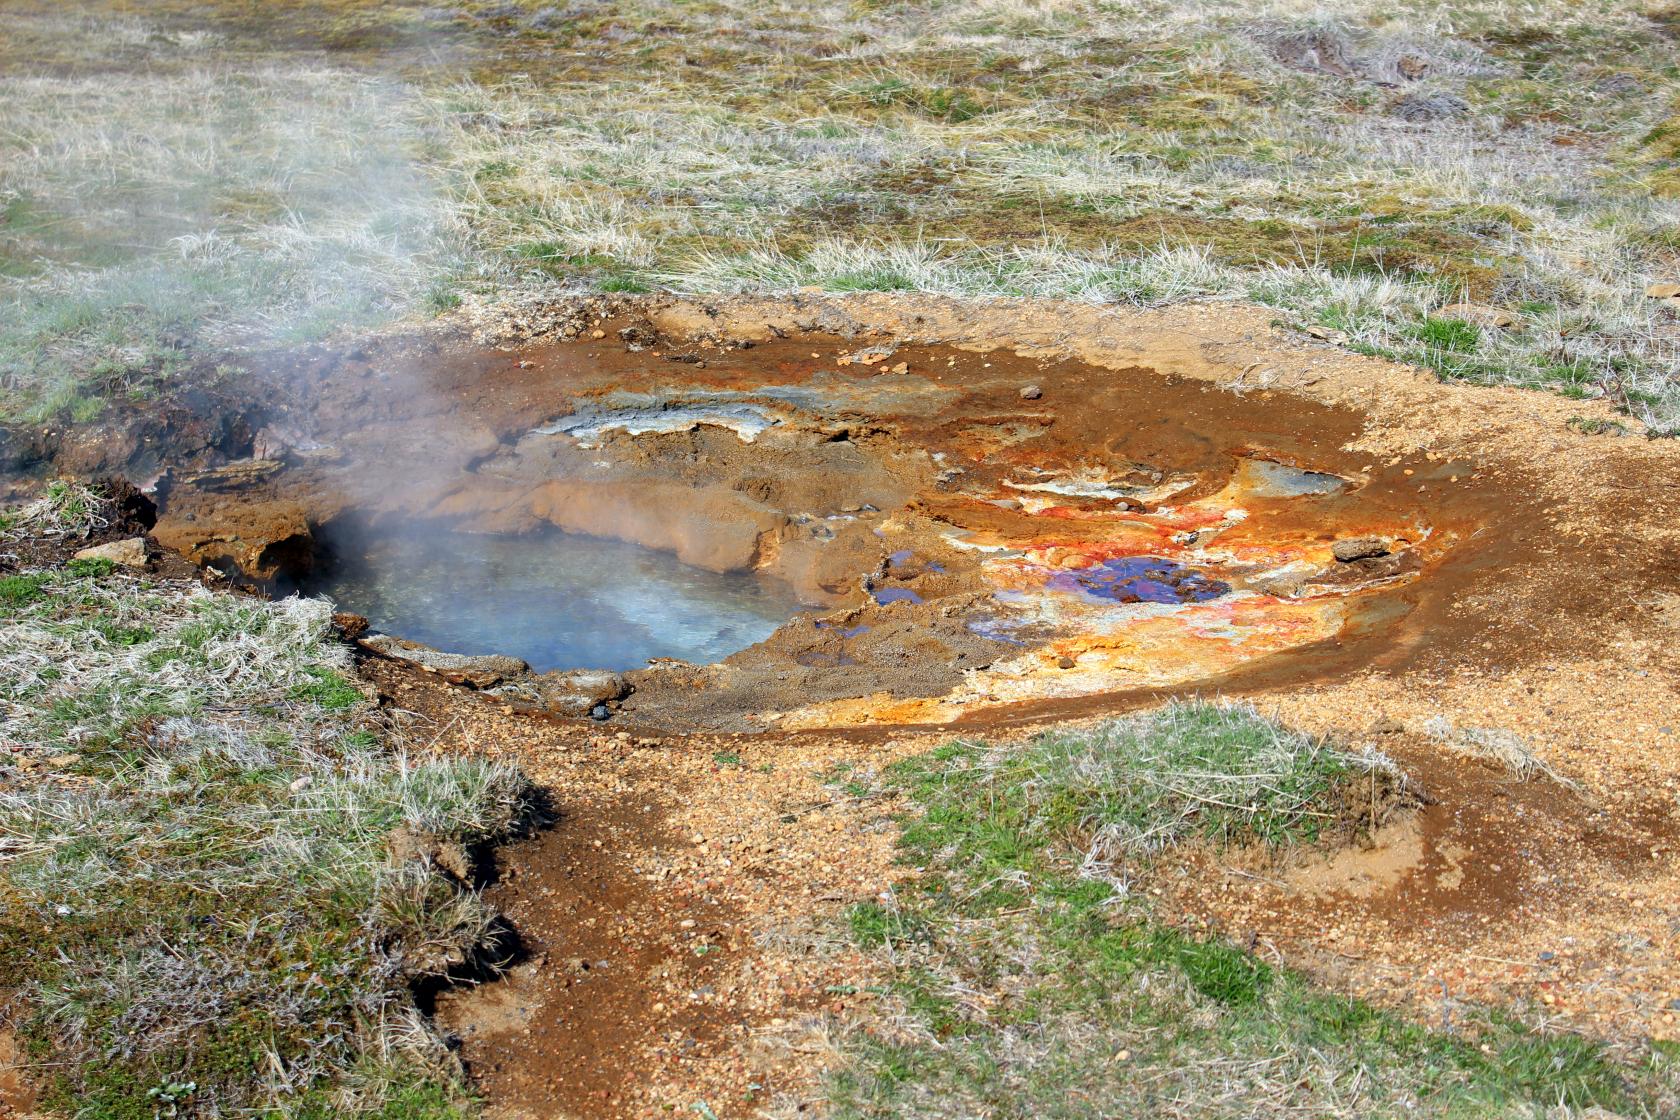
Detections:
[1, 0, 1678, 427]
[828, 703, 1680, 1118]
[0, 489, 530, 1117]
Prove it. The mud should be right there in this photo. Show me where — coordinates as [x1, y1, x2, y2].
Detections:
[124, 302, 1519, 735]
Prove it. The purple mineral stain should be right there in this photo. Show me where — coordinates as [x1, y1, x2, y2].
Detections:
[1046, 556, 1228, 604]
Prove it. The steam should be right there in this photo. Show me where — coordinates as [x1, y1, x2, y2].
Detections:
[0, 9, 467, 420]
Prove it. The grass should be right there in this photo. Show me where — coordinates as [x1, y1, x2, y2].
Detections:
[0, 479, 110, 540]
[0, 2, 1678, 429]
[824, 701, 1678, 1118]
[0, 555, 531, 1116]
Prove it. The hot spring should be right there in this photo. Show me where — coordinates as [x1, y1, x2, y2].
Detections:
[306, 525, 803, 672]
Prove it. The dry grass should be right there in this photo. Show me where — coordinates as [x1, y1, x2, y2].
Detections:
[1, 1, 1678, 427]
[0, 554, 530, 1116]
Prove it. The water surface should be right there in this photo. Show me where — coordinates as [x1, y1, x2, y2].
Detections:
[309, 527, 800, 672]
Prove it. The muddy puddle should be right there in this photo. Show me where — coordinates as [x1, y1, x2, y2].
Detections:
[139, 309, 1496, 733]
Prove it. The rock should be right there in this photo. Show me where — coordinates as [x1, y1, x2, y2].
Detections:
[1332, 538, 1391, 563]
[1366, 717, 1404, 735]
[1019, 385, 1043, 401]
[1270, 28, 1356, 77]
[1303, 324, 1349, 344]
[618, 320, 660, 350]
[73, 537, 149, 569]
[1431, 303, 1516, 329]
[521, 479, 788, 574]
[178, 458, 284, 491]
[1056, 655, 1076, 670]
[152, 498, 313, 583]
[536, 668, 631, 717]
[387, 824, 473, 881]
[332, 611, 370, 639]
[1396, 53, 1429, 81]
[361, 633, 529, 688]
[1644, 282, 1680, 299]
[1392, 93, 1469, 122]
[590, 704, 611, 721]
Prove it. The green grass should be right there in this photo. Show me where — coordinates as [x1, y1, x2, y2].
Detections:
[826, 701, 1678, 1118]
[0, 557, 530, 1116]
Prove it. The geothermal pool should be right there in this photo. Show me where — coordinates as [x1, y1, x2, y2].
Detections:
[307, 526, 802, 672]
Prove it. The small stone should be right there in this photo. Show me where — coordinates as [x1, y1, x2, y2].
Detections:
[590, 704, 611, 721]
[73, 537, 149, 569]
[1431, 303, 1516, 329]
[1019, 384, 1043, 400]
[1332, 538, 1390, 563]
[1366, 717, 1404, 735]
[288, 775, 313, 792]
[1644, 282, 1680, 299]
[1056, 655, 1076, 670]
[591, 329, 606, 339]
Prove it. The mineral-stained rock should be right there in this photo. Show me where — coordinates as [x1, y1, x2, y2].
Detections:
[535, 668, 631, 716]
[1332, 537, 1391, 562]
[361, 633, 528, 688]
[153, 498, 313, 583]
[73, 537, 149, 569]
[179, 458, 284, 491]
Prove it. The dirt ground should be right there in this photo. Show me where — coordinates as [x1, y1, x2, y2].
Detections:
[6, 293, 1680, 1116]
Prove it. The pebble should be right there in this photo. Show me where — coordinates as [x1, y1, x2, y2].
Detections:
[1019, 384, 1043, 400]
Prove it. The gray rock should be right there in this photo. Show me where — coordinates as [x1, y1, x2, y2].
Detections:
[73, 537, 149, 569]
[360, 634, 528, 687]
[537, 668, 631, 717]
[1392, 93, 1469, 122]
